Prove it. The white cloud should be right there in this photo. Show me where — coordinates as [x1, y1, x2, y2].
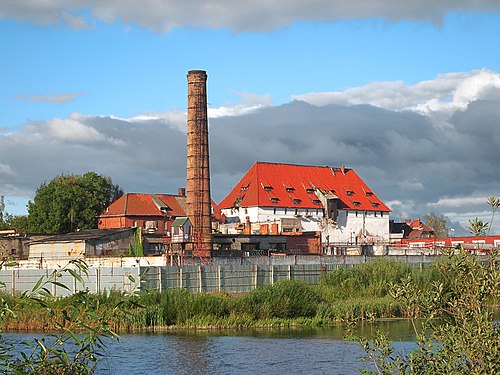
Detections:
[2, 1, 500, 32]
[0, 163, 16, 177]
[427, 195, 490, 209]
[16, 91, 84, 104]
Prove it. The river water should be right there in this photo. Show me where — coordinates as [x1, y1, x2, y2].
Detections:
[2, 320, 417, 374]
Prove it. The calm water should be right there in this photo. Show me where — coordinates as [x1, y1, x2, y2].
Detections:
[3, 321, 417, 375]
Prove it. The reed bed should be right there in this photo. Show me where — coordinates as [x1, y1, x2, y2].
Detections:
[1, 257, 463, 332]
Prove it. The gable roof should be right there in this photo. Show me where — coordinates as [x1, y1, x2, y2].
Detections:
[100, 193, 186, 218]
[219, 162, 390, 212]
[100, 193, 226, 222]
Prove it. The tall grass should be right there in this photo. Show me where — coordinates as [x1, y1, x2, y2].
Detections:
[1, 258, 459, 331]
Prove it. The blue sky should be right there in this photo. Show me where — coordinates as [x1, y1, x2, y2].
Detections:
[1, 1, 500, 234]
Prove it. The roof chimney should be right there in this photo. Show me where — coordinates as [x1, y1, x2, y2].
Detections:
[178, 187, 186, 197]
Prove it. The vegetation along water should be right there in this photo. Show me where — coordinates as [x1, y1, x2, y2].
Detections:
[0, 250, 498, 373]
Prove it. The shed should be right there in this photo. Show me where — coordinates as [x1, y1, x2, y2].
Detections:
[28, 228, 135, 260]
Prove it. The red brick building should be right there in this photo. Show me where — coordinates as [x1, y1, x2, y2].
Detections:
[98, 191, 224, 236]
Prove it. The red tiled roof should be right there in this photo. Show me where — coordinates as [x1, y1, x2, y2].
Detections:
[219, 162, 390, 212]
[100, 193, 225, 222]
[100, 193, 186, 217]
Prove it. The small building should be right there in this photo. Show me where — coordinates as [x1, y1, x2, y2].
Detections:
[170, 217, 192, 243]
[28, 228, 135, 260]
[0, 230, 31, 260]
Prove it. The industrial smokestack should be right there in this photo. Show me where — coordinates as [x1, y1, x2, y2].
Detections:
[186, 70, 212, 257]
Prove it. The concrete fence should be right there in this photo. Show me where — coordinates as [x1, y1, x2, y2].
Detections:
[0, 254, 450, 296]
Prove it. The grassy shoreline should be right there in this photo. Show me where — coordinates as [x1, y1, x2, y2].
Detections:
[1, 257, 496, 334]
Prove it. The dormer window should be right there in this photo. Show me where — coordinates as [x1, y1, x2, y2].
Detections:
[346, 190, 354, 196]
[306, 188, 315, 194]
[292, 199, 301, 205]
[366, 191, 373, 196]
[270, 197, 279, 203]
[261, 182, 273, 191]
[353, 201, 361, 207]
[313, 199, 321, 205]
[286, 187, 295, 193]
[371, 202, 380, 207]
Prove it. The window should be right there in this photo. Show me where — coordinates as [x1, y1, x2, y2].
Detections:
[366, 191, 373, 196]
[353, 201, 361, 207]
[261, 182, 273, 191]
[286, 187, 295, 193]
[371, 202, 380, 207]
[270, 197, 279, 203]
[292, 198, 301, 205]
[346, 190, 354, 196]
[306, 188, 315, 194]
[313, 199, 321, 205]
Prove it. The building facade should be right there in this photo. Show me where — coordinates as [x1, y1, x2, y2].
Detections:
[219, 162, 391, 252]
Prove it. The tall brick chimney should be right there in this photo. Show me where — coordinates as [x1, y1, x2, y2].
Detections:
[186, 70, 212, 257]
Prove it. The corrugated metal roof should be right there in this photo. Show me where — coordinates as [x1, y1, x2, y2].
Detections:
[29, 228, 134, 244]
[171, 217, 190, 227]
[219, 162, 391, 212]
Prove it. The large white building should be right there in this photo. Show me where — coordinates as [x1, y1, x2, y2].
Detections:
[219, 162, 391, 252]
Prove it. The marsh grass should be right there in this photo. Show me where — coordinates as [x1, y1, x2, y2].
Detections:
[2, 258, 463, 331]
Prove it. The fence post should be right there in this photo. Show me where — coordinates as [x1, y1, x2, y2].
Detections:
[198, 265, 202, 293]
[12, 270, 15, 295]
[158, 267, 162, 292]
[253, 265, 258, 289]
[96, 268, 100, 293]
[217, 265, 221, 292]
[288, 264, 292, 280]
[179, 267, 183, 289]
[270, 265, 274, 286]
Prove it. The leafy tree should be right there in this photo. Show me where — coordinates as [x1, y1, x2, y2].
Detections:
[5, 215, 29, 233]
[27, 172, 123, 234]
[467, 217, 489, 236]
[423, 213, 449, 237]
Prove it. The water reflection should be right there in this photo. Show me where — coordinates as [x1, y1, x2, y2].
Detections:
[3, 321, 419, 375]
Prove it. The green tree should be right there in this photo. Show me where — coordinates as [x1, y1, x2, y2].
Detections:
[5, 215, 29, 233]
[27, 172, 123, 234]
[423, 213, 449, 237]
[467, 217, 489, 236]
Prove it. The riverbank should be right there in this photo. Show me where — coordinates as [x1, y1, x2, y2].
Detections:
[1, 256, 496, 333]
[0, 258, 441, 332]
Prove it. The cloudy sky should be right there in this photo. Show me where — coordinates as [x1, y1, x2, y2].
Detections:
[1, 1, 500, 234]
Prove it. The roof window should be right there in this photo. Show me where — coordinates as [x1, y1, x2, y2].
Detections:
[286, 187, 295, 193]
[305, 188, 315, 194]
[371, 202, 380, 207]
[292, 198, 301, 205]
[365, 191, 373, 196]
[312, 199, 321, 205]
[346, 190, 354, 196]
[353, 201, 361, 207]
[270, 197, 279, 203]
[261, 182, 273, 191]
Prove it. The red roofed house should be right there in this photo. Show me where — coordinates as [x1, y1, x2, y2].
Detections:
[219, 162, 391, 252]
[98, 189, 224, 236]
